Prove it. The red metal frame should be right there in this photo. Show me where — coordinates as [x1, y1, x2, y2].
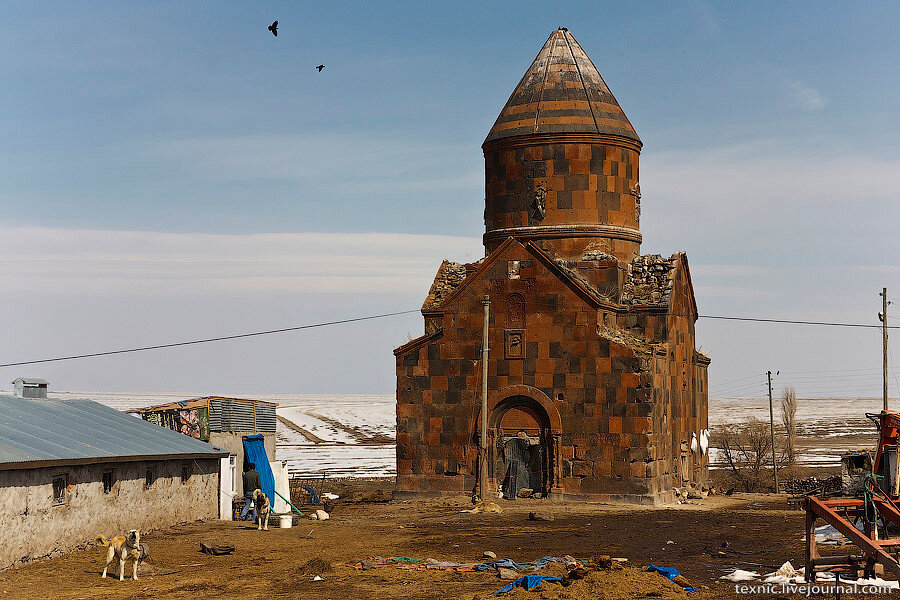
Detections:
[805, 496, 900, 581]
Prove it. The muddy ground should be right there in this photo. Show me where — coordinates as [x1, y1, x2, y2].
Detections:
[0, 480, 894, 600]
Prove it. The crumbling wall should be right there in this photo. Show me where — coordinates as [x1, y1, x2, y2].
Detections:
[0, 458, 219, 570]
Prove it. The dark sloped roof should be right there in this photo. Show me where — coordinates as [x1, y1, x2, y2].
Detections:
[484, 28, 640, 145]
[0, 395, 227, 469]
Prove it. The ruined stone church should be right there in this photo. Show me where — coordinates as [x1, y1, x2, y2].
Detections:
[394, 28, 709, 503]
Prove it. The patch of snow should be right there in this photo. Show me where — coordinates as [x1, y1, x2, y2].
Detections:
[720, 569, 760, 582]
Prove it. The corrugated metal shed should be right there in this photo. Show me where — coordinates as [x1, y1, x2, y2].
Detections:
[255, 403, 276, 432]
[0, 395, 227, 470]
[208, 398, 223, 431]
[136, 396, 277, 434]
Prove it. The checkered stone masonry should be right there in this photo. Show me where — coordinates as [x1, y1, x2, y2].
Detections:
[394, 29, 709, 504]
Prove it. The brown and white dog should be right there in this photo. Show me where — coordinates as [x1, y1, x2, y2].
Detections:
[96, 529, 143, 581]
[253, 489, 271, 530]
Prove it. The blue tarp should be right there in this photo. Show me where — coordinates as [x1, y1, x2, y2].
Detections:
[242, 434, 275, 504]
[648, 564, 697, 593]
[495, 576, 561, 595]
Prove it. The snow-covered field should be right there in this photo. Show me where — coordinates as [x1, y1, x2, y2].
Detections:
[21, 390, 886, 475]
[31, 390, 397, 478]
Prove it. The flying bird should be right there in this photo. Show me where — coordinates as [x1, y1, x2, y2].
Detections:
[268, 21, 278, 37]
[316, 64, 325, 72]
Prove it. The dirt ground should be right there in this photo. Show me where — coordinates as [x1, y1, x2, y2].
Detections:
[1, 484, 895, 600]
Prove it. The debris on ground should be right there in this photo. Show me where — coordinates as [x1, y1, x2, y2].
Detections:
[775, 561, 796, 579]
[720, 568, 760, 582]
[199, 542, 235, 556]
[343, 489, 392, 503]
[527, 511, 554, 521]
[500, 562, 688, 599]
[309, 509, 330, 520]
[296, 557, 333, 577]
[496, 575, 562, 594]
[646, 564, 697, 592]
[483, 551, 497, 559]
[498, 568, 519, 580]
[782, 475, 842, 496]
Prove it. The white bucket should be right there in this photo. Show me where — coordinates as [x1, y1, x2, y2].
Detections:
[279, 514, 293, 529]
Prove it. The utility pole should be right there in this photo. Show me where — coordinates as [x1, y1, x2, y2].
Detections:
[479, 295, 491, 501]
[767, 370, 779, 493]
[880, 288, 890, 412]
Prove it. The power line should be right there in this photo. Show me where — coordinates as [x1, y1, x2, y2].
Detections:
[3, 308, 900, 369]
[0, 309, 420, 368]
[698, 314, 900, 329]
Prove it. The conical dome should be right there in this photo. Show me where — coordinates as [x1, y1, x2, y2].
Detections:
[482, 29, 643, 263]
[484, 28, 640, 146]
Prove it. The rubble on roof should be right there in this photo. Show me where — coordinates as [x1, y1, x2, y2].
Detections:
[622, 254, 676, 307]
[598, 325, 654, 356]
[422, 260, 468, 311]
[582, 249, 616, 262]
[552, 259, 615, 303]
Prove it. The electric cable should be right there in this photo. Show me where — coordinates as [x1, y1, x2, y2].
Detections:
[0, 309, 420, 368]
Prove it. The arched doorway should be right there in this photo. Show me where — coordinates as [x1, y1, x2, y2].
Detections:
[474, 385, 563, 499]
[490, 396, 552, 498]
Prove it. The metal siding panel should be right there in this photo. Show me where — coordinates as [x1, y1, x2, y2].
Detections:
[255, 404, 276, 432]
[220, 398, 233, 431]
[229, 401, 255, 432]
[208, 398, 223, 432]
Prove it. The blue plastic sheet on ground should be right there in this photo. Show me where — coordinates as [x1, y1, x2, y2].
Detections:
[647, 564, 697, 592]
[242, 434, 275, 506]
[494, 576, 562, 595]
[303, 486, 320, 504]
[475, 556, 563, 572]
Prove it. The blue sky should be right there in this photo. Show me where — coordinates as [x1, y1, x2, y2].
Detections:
[2, 1, 900, 397]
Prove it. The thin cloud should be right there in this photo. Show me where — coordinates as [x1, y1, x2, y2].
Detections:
[0, 228, 484, 296]
[787, 79, 826, 111]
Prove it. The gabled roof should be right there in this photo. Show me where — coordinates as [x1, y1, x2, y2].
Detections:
[484, 28, 640, 146]
[0, 395, 227, 470]
[432, 237, 612, 312]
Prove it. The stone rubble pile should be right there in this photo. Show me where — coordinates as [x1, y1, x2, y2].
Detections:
[622, 254, 676, 306]
[423, 261, 467, 309]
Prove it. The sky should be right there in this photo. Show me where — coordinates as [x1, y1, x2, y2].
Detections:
[2, 1, 900, 397]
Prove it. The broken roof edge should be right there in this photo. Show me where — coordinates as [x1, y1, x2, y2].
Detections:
[393, 328, 444, 357]
[422, 259, 469, 312]
[597, 325, 656, 356]
[136, 396, 278, 414]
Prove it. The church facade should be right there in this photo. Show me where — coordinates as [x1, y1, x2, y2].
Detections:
[394, 29, 709, 503]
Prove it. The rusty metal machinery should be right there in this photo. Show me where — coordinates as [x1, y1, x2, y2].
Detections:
[805, 410, 900, 581]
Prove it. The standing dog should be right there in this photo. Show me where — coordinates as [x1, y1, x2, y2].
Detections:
[253, 489, 271, 530]
[96, 529, 143, 581]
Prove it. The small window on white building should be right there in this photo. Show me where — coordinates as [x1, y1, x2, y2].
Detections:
[145, 467, 156, 489]
[102, 469, 115, 494]
[229, 455, 237, 494]
[52, 474, 68, 506]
